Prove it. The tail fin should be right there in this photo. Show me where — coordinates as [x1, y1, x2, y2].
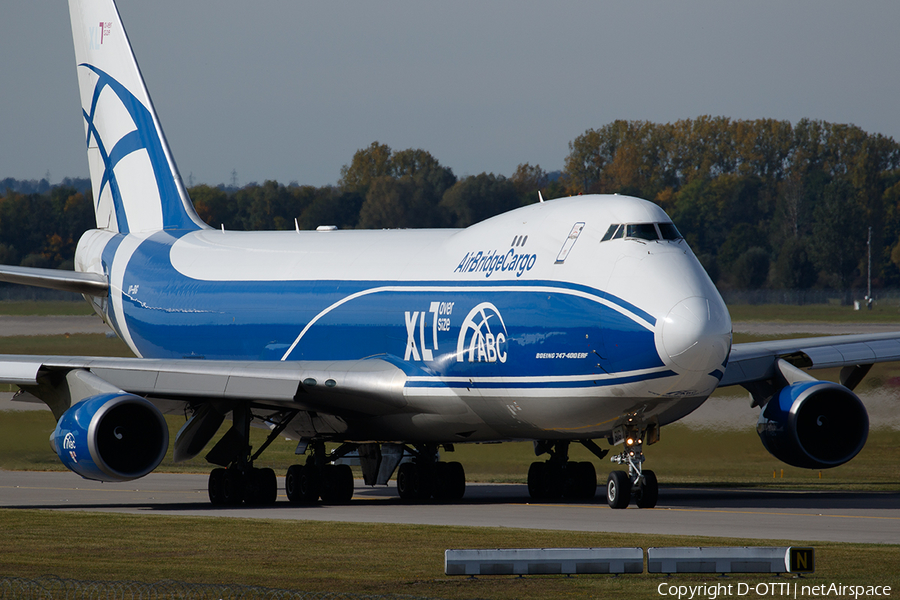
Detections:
[68, 0, 207, 233]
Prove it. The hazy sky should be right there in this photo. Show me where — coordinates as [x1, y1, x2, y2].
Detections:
[3, 1, 899, 188]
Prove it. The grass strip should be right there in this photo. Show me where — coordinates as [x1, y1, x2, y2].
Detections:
[727, 303, 900, 324]
[0, 333, 132, 357]
[0, 509, 897, 600]
[0, 301, 93, 316]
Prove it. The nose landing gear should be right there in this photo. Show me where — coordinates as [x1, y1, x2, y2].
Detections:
[606, 425, 658, 509]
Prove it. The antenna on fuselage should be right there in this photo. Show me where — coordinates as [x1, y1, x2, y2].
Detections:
[538, 191, 545, 203]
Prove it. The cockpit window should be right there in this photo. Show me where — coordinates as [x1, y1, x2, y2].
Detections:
[658, 222, 682, 240]
[601, 224, 623, 242]
[601, 222, 683, 243]
[626, 223, 659, 241]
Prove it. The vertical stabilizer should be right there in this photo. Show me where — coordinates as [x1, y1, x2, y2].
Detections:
[68, 0, 207, 233]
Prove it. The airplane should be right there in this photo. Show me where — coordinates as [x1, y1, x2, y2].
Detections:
[0, 0, 894, 510]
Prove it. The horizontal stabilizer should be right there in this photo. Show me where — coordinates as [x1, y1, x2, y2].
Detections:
[0, 265, 108, 296]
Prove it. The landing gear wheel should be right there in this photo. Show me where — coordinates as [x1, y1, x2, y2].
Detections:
[321, 464, 354, 504]
[220, 469, 245, 506]
[285, 464, 304, 504]
[208, 467, 227, 505]
[245, 467, 277, 505]
[527, 461, 551, 500]
[445, 461, 466, 501]
[433, 461, 466, 501]
[297, 464, 321, 503]
[606, 470, 631, 509]
[564, 461, 596, 500]
[285, 464, 321, 504]
[397, 462, 419, 500]
[635, 469, 658, 508]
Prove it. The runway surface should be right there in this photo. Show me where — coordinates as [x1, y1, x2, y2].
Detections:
[1, 471, 897, 545]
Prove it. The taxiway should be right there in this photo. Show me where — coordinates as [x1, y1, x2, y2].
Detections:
[1, 471, 897, 545]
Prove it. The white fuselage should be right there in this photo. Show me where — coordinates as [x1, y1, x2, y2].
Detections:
[75, 194, 733, 443]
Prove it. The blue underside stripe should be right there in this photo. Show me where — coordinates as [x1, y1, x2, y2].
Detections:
[405, 369, 678, 389]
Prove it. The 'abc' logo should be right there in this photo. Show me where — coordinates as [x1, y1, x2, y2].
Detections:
[456, 302, 508, 363]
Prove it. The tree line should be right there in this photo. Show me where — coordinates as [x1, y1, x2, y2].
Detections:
[564, 118, 900, 290]
[2, 118, 899, 291]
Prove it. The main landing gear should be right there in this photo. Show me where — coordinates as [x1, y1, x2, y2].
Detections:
[605, 427, 658, 509]
[396, 444, 466, 501]
[207, 405, 295, 506]
[285, 441, 356, 505]
[526, 440, 607, 500]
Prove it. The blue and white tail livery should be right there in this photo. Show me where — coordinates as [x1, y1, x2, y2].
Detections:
[0, 0, 895, 508]
[69, 0, 206, 233]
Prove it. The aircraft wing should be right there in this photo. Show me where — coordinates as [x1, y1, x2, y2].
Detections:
[0, 354, 409, 418]
[720, 331, 900, 388]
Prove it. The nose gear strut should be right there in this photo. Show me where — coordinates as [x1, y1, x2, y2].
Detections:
[606, 423, 659, 509]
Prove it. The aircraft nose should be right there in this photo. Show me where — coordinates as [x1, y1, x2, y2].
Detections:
[660, 296, 732, 373]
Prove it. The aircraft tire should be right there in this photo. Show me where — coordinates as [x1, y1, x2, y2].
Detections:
[445, 461, 466, 500]
[246, 467, 277, 505]
[433, 461, 466, 501]
[322, 464, 354, 504]
[527, 462, 550, 500]
[298, 465, 322, 503]
[397, 462, 418, 500]
[221, 469, 245, 506]
[285, 465, 302, 503]
[564, 461, 596, 500]
[208, 467, 227, 505]
[635, 469, 658, 509]
[432, 462, 449, 500]
[606, 470, 631, 509]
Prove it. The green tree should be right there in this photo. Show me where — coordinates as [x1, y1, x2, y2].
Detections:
[190, 185, 235, 229]
[353, 145, 455, 229]
[810, 178, 867, 291]
[510, 163, 549, 205]
[338, 142, 394, 194]
[440, 174, 520, 228]
[732, 247, 770, 289]
[298, 187, 363, 230]
[771, 236, 816, 289]
[358, 177, 429, 229]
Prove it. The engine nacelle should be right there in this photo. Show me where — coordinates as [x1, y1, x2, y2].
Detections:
[50, 393, 169, 482]
[757, 380, 869, 469]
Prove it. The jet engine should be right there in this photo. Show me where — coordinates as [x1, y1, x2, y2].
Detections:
[50, 393, 169, 482]
[756, 380, 868, 469]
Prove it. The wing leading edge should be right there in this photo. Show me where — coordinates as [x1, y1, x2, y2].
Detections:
[721, 331, 900, 388]
[0, 355, 408, 418]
